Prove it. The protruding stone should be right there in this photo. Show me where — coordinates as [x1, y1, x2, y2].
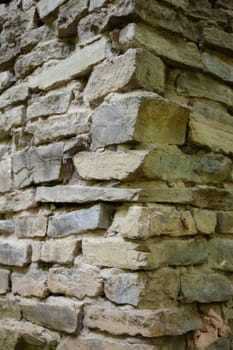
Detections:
[12, 269, 48, 298]
[40, 239, 80, 264]
[203, 27, 233, 54]
[202, 52, 233, 84]
[85, 49, 165, 105]
[37, 0, 68, 20]
[0, 71, 14, 92]
[0, 83, 28, 110]
[0, 240, 31, 267]
[15, 213, 48, 238]
[0, 269, 10, 294]
[0, 189, 36, 213]
[0, 106, 25, 140]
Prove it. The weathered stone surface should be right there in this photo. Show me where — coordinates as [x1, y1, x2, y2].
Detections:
[208, 238, 233, 271]
[15, 40, 71, 78]
[48, 204, 113, 237]
[83, 236, 207, 270]
[12, 143, 72, 188]
[192, 186, 233, 210]
[217, 212, 233, 233]
[29, 36, 111, 90]
[0, 319, 60, 350]
[20, 296, 83, 333]
[0, 240, 31, 266]
[0, 71, 13, 92]
[12, 269, 48, 298]
[48, 263, 103, 299]
[0, 297, 21, 320]
[0, 220, 14, 234]
[37, 0, 67, 19]
[84, 301, 202, 337]
[203, 27, 233, 54]
[0, 105, 25, 140]
[27, 92, 71, 119]
[15, 213, 48, 238]
[0, 46, 20, 71]
[189, 111, 233, 154]
[162, 0, 188, 8]
[103, 267, 179, 308]
[176, 72, 233, 107]
[57, 0, 88, 37]
[91, 91, 189, 149]
[26, 111, 90, 145]
[20, 25, 53, 51]
[40, 239, 80, 264]
[0, 158, 11, 193]
[119, 23, 202, 69]
[89, 0, 108, 11]
[202, 52, 233, 84]
[193, 209, 217, 234]
[85, 48, 165, 105]
[0, 83, 28, 110]
[111, 204, 197, 239]
[0, 189, 35, 213]
[180, 273, 233, 303]
[0, 268, 10, 294]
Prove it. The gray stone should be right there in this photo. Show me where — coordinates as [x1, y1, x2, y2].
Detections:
[208, 238, 233, 271]
[203, 27, 233, 54]
[181, 273, 233, 302]
[0, 83, 28, 109]
[12, 270, 48, 298]
[15, 213, 48, 238]
[48, 263, 103, 299]
[29, 36, 111, 90]
[91, 91, 189, 149]
[202, 52, 233, 84]
[20, 25, 53, 51]
[0, 71, 14, 92]
[20, 296, 83, 333]
[27, 92, 71, 119]
[85, 48, 165, 105]
[84, 301, 202, 337]
[89, 0, 107, 11]
[26, 111, 90, 145]
[0, 297, 21, 320]
[0, 220, 14, 234]
[37, 0, 67, 19]
[0, 269, 10, 294]
[0, 189, 35, 213]
[0, 158, 11, 193]
[217, 212, 233, 233]
[48, 204, 113, 237]
[0, 46, 20, 71]
[0, 106, 25, 140]
[40, 239, 80, 264]
[0, 240, 31, 266]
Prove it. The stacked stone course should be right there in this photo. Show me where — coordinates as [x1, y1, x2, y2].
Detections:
[0, 0, 233, 349]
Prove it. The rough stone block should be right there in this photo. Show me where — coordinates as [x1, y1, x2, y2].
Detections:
[192, 186, 233, 210]
[40, 239, 80, 264]
[217, 212, 233, 233]
[203, 27, 233, 54]
[192, 209, 217, 234]
[208, 238, 233, 271]
[26, 111, 90, 145]
[0, 268, 10, 294]
[37, 0, 67, 19]
[15, 213, 48, 238]
[48, 263, 103, 299]
[91, 91, 189, 149]
[0, 240, 31, 266]
[0, 297, 21, 320]
[0, 83, 28, 109]
[27, 92, 71, 119]
[0, 106, 25, 140]
[103, 267, 179, 308]
[29, 36, 111, 90]
[0, 70, 14, 92]
[202, 52, 233, 84]
[85, 48, 165, 105]
[0, 46, 20, 71]
[48, 204, 113, 237]
[20, 296, 83, 333]
[20, 25, 53, 51]
[84, 301, 202, 337]
[119, 23, 202, 69]
[12, 269, 48, 298]
[0, 189, 36, 213]
[0, 220, 14, 234]
[0, 158, 11, 193]
[180, 273, 233, 303]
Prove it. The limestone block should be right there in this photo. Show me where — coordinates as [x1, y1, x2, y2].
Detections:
[189, 111, 233, 154]
[89, 0, 107, 11]
[37, 0, 67, 19]
[29, 36, 111, 90]
[12, 270, 48, 298]
[217, 212, 233, 233]
[27, 92, 71, 119]
[20, 296, 83, 333]
[103, 267, 179, 308]
[203, 27, 233, 53]
[48, 204, 113, 237]
[0, 83, 28, 109]
[85, 48, 165, 105]
[84, 301, 202, 337]
[0, 189, 36, 213]
[40, 239, 80, 264]
[57, 0, 88, 37]
[0, 297, 21, 320]
[192, 209, 217, 234]
[202, 52, 233, 84]
[0, 46, 20, 71]
[0, 268, 10, 294]
[208, 238, 233, 271]
[180, 273, 233, 303]
[176, 72, 233, 107]
[20, 25, 53, 51]
[0, 105, 25, 140]
[0, 240, 31, 266]
[192, 186, 233, 210]
[0, 220, 14, 234]
[15, 213, 48, 238]
[0, 158, 11, 193]
[119, 23, 202, 69]
[0, 71, 13, 92]
[83, 236, 207, 270]
[26, 111, 90, 145]
[15, 40, 71, 78]
[111, 204, 197, 239]
[48, 263, 103, 299]
[91, 91, 189, 149]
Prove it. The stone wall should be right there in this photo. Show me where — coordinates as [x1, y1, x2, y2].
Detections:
[0, 0, 233, 349]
